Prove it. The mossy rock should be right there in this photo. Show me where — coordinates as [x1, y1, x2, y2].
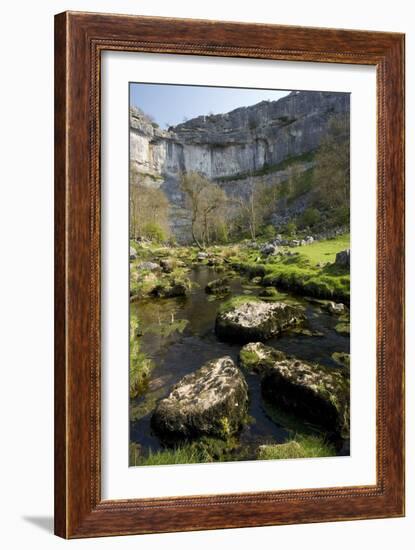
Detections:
[334, 322, 350, 335]
[239, 342, 285, 374]
[215, 297, 305, 343]
[150, 270, 191, 298]
[151, 356, 248, 440]
[240, 342, 350, 438]
[331, 351, 350, 367]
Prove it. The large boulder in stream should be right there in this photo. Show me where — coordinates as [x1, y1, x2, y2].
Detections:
[239, 343, 349, 437]
[151, 356, 248, 439]
[215, 297, 304, 343]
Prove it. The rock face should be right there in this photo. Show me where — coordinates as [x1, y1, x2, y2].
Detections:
[130, 91, 350, 239]
[215, 298, 304, 342]
[239, 343, 349, 437]
[151, 356, 248, 439]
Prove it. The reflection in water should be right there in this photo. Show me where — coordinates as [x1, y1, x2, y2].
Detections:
[130, 266, 349, 458]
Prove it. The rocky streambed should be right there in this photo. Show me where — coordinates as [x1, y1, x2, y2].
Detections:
[130, 263, 350, 464]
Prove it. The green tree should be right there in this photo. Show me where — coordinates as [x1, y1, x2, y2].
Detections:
[298, 207, 321, 229]
[313, 115, 350, 210]
[235, 175, 276, 240]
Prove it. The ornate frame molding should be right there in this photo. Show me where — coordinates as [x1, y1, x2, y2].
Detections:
[55, 11, 405, 538]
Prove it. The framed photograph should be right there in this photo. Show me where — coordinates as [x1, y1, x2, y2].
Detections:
[54, 11, 405, 538]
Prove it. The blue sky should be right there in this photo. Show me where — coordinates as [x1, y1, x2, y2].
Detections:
[130, 83, 290, 129]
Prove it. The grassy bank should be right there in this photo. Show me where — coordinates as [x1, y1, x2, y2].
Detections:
[257, 435, 334, 460]
[229, 234, 350, 302]
[130, 233, 350, 302]
[129, 436, 240, 467]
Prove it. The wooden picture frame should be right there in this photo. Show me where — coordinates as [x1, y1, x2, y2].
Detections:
[54, 11, 405, 538]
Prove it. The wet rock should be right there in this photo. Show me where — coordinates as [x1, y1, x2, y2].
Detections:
[137, 261, 160, 272]
[130, 247, 137, 260]
[197, 252, 208, 260]
[239, 342, 286, 374]
[151, 356, 248, 439]
[159, 258, 175, 273]
[205, 278, 230, 295]
[151, 279, 190, 298]
[215, 298, 304, 342]
[324, 301, 346, 315]
[335, 249, 350, 268]
[239, 342, 349, 437]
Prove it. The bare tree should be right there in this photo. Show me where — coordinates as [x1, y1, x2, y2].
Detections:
[235, 174, 272, 240]
[179, 172, 227, 248]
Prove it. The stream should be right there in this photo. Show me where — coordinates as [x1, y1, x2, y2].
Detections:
[130, 265, 349, 460]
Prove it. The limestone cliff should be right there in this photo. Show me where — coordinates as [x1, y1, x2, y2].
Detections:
[129, 91, 350, 236]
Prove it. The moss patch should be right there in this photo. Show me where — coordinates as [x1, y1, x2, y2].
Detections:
[129, 313, 155, 398]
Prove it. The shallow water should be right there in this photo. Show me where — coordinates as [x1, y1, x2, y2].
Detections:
[130, 265, 349, 458]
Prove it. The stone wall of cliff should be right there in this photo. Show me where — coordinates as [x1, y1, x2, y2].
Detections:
[129, 90, 350, 237]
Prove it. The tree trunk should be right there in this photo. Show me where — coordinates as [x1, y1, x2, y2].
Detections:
[191, 221, 204, 250]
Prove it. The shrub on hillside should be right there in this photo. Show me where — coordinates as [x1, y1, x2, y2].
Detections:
[142, 222, 167, 243]
[298, 207, 321, 229]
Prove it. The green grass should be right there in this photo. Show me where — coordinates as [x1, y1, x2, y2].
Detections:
[129, 437, 240, 467]
[257, 434, 335, 460]
[132, 445, 204, 466]
[258, 234, 350, 301]
[262, 263, 349, 302]
[223, 235, 350, 301]
[294, 233, 350, 266]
